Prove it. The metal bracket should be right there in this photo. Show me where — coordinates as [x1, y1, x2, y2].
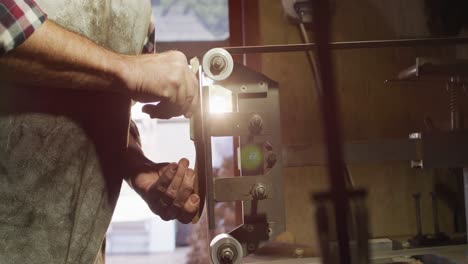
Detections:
[209, 112, 271, 137]
[214, 176, 273, 202]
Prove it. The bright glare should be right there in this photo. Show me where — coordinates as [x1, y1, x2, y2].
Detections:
[209, 85, 232, 113]
[209, 95, 232, 113]
[131, 82, 233, 117]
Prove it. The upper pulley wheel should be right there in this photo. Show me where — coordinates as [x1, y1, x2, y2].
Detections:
[203, 48, 234, 81]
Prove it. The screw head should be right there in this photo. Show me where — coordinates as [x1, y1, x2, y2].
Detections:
[249, 114, 263, 135]
[247, 243, 256, 252]
[257, 186, 266, 195]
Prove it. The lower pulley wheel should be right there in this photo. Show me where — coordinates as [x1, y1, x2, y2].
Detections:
[210, 233, 243, 264]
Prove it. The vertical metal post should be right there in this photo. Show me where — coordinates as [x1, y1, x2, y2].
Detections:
[413, 193, 423, 237]
[430, 192, 440, 234]
[464, 168, 468, 243]
[240, 0, 247, 66]
[310, 0, 351, 263]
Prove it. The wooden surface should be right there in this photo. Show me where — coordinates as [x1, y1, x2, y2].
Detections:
[257, 0, 467, 249]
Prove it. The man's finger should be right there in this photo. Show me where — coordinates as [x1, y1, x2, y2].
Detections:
[178, 194, 200, 224]
[151, 163, 177, 194]
[142, 101, 184, 119]
[173, 168, 195, 208]
[147, 163, 177, 220]
[161, 158, 189, 207]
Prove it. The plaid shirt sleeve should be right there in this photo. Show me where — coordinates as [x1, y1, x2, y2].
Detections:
[0, 0, 46, 55]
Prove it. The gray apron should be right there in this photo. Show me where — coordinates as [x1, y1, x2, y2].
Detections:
[0, 1, 151, 263]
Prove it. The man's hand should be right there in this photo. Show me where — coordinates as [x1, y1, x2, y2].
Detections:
[144, 159, 199, 223]
[123, 51, 199, 119]
[127, 155, 200, 223]
[0, 20, 198, 119]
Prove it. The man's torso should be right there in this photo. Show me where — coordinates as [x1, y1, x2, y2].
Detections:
[0, 1, 151, 263]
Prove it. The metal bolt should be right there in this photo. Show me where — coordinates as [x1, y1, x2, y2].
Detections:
[257, 186, 266, 196]
[249, 114, 263, 135]
[266, 152, 277, 168]
[409, 133, 421, 139]
[211, 56, 226, 75]
[268, 228, 273, 235]
[212, 56, 225, 69]
[252, 183, 268, 200]
[245, 224, 254, 232]
[411, 160, 423, 169]
[247, 243, 256, 252]
[220, 247, 234, 262]
[294, 248, 305, 258]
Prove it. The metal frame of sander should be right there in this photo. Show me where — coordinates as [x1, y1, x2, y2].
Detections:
[191, 48, 286, 264]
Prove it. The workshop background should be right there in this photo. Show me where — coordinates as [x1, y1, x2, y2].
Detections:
[257, 0, 466, 251]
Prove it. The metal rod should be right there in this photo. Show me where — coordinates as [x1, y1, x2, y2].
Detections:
[464, 168, 468, 243]
[413, 193, 423, 237]
[311, 0, 351, 263]
[223, 36, 468, 54]
[298, 22, 316, 70]
[430, 192, 440, 234]
[298, 22, 322, 96]
[448, 81, 461, 131]
[397, 65, 418, 80]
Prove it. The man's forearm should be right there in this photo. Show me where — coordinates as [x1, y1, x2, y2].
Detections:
[0, 17, 199, 118]
[0, 19, 129, 94]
